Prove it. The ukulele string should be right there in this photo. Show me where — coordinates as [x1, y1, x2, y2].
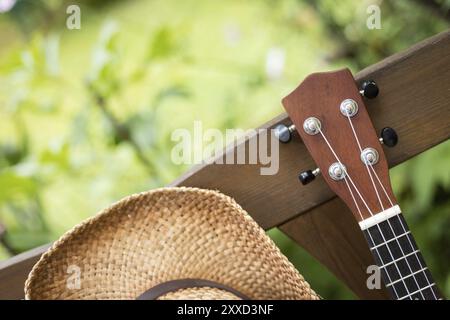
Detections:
[367, 155, 437, 298]
[392, 214, 438, 299]
[345, 112, 425, 299]
[367, 160, 436, 298]
[368, 165, 394, 207]
[344, 177, 363, 219]
[317, 126, 403, 298]
[344, 112, 385, 212]
[317, 127, 373, 215]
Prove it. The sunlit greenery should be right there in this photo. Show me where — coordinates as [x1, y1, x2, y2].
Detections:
[0, 0, 449, 299]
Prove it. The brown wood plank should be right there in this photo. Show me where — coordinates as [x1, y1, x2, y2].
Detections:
[0, 29, 449, 300]
[0, 244, 51, 300]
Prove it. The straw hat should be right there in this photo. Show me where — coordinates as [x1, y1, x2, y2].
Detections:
[25, 187, 318, 300]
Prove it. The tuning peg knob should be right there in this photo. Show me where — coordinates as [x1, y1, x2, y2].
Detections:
[274, 124, 296, 143]
[380, 127, 398, 147]
[298, 168, 320, 185]
[360, 80, 379, 99]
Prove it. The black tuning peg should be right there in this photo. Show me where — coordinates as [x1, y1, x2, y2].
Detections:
[274, 124, 296, 143]
[380, 127, 398, 147]
[360, 80, 379, 99]
[298, 168, 320, 185]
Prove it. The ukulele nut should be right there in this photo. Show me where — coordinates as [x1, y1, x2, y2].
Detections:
[360, 147, 379, 165]
[303, 117, 321, 135]
[328, 162, 347, 181]
[340, 99, 359, 117]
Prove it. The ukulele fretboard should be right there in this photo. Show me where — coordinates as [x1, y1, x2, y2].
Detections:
[360, 206, 441, 300]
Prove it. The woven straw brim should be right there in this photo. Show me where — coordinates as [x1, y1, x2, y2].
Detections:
[25, 187, 319, 300]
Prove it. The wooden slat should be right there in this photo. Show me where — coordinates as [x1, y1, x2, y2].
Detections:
[0, 29, 449, 300]
[0, 244, 51, 299]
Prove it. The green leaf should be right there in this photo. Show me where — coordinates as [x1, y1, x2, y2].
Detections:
[147, 27, 176, 60]
[39, 139, 71, 170]
[0, 170, 37, 204]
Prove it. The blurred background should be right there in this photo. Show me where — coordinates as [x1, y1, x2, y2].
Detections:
[0, 0, 449, 299]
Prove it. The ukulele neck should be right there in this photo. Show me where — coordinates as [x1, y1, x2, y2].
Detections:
[359, 205, 442, 300]
[282, 69, 443, 300]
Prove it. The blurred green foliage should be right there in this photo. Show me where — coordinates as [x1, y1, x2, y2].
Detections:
[0, 0, 449, 299]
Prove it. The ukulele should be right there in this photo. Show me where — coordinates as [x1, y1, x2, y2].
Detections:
[281, 69, 442, 300]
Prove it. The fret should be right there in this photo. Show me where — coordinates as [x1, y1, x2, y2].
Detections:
[380, 250, 426, 281]
[379, 249, 420, 269]
[383, 265, 438, 299]
[364, 213, 409, 247]
[366, 232, 418, 266]
[370, 231, 411, 250]
[386, 267, 427, 287]
[374, 234, 416, 262]
[398, 283, 437, 300]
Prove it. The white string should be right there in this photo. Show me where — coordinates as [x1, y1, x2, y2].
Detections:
[368, 165, 395, 207]
[345, 113, 385, 212]
[394, 214, 438, 299]
[317, 128, 373, 215]
[365, 149, 434, 298]
[356, 129, 434, 298]
[317, 126, 404, 298]
[343, 178, 402, 298]
[316, 116, 433, 299]
[345, 112, 424, 299]
[344, 177, 363, 219]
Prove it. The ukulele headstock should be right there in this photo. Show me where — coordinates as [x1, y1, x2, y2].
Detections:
[282, 69, 397, 222]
